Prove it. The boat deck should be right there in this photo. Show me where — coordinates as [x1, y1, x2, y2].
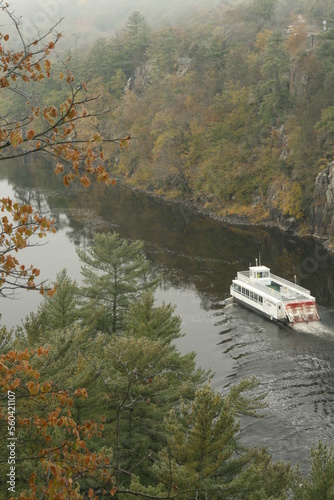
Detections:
[236, 271, 312, 302]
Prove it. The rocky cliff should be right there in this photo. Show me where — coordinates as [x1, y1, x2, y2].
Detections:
[313, 162, 334, 244]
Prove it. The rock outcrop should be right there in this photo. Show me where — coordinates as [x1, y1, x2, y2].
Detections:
[313, 161, 334, 238]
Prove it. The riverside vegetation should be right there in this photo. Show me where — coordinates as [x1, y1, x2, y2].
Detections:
[1, 0, 334, 497]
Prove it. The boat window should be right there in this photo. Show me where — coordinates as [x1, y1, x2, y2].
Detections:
[246, 289, 249, 297]
[259, 296, 263, 304]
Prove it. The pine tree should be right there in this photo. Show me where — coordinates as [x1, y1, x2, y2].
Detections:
[77, 232, 157, 334]
[292, 442, 334, 499]
[138, 382, 290, 499]
[123, 291, 182, 344]
[23, 269, 78, 345]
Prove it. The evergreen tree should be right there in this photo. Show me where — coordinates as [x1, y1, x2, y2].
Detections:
[131, 381, 291, 499]
[77, 232, 157, 334]
[257, 30, 292, 124]
[23, 269, 78, 345]
[123, 291, 182, 344]
[292, 442, 334, 499]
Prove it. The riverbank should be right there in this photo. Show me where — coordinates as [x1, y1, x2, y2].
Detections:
[118, 178, 334, 254]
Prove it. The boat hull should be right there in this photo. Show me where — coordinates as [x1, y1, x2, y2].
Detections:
[232, 296, 289, 325]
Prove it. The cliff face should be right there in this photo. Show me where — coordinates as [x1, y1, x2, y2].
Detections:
[313, 162, 334, 239]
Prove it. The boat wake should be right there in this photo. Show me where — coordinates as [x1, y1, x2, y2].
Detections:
[291, 320, 334, 339]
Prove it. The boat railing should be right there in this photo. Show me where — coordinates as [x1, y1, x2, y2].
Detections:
[269, 272, 310, 295]
[236, 271, 282, 300]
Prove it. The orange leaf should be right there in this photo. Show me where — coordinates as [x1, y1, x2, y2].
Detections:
[27, 130, 35, 140]
[80, 176, 90, 188]
[44, 60, 51, 71]
[4, 34, 9, 41]
[110, 488, 117, 496]
[63, 175, 71, 187]
[54, 163, 64, 175]
[88, 488, 94, 499]
[82, 81, 88, 92]
[111, 179, 116, 186]
[0, 77, 9, 88]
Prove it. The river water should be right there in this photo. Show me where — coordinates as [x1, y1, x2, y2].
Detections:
[1, 157, 334, 473]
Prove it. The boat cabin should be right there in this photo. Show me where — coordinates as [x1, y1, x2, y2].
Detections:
[249, 266, 271, 285]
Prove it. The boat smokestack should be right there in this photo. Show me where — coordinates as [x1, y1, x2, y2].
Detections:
[255, 258, 258, 266]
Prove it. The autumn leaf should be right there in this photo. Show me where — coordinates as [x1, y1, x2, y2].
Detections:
[0, 76, 9, 88]
[54, 163, 64, 175]
[10, 130, 23, 148]
[44, 59, 51, 72]
[80, 175, 90, 188]
[27, 130, 35, 140]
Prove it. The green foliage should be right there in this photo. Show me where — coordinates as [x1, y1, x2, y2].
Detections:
[0, 325, 13, 352]
[292, 442, 334, 499]
[77, 232, 158, 333]
[23, 269, 78, 345]
[133, 381, 288, 499]
[257, 31, 292, 124]
[123, 291, 182, 344]
[250, 0, 278, 21]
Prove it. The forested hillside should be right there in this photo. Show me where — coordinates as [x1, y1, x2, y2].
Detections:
[5, 0, 334, 234]
[67, 0, 334, 237]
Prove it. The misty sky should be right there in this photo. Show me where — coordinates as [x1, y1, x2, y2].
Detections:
[5, 0, 222, 48]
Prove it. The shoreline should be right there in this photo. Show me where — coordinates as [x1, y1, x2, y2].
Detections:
[119, 180, 333, 253]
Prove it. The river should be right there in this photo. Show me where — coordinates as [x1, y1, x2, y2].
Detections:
[1, 156, 334, 473]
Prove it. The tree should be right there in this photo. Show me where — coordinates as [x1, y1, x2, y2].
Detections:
[69, 331, 207, 492]
[257, 30, 292, 124]
[0, 197, 56, 296]
[22, 269, 79, 344]
[292, 442, 334, 499]
[0, 347, 115, 498]
[124, 11, 151, 76]
[131, 381, 291, 499]
[77, 232, 157, 334]
[250, 0, 278, 21]
[0, 1, 127, 297]
[123, 291, 182, 344]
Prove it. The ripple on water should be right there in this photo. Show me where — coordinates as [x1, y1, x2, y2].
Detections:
[216, 301, 334, 472]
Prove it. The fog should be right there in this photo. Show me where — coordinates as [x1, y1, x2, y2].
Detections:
[5, 0, 225, 48]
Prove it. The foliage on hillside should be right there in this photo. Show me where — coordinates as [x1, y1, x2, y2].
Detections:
[74, 0, 334, 226]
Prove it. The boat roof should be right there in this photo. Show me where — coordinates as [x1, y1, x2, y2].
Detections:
[249, 265, 270, 272]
